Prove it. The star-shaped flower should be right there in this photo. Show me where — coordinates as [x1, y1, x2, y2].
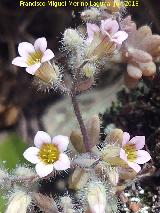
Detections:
[12, 37, 54, 75]
[23, 131, 70, 178]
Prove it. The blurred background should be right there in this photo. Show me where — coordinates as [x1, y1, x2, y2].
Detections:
[0, 0, 160, 211]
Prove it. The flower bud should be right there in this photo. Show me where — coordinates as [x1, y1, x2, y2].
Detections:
[61, 196, 75, 213]
[101, 145, 127, 167]
[108, 167, 119, 186]
[82, 63, 95, 78]
[105, 128, 123, 145]
[14, 166, 35, 177]
[68, 167, 89, 190]
[87, 182, 106, 213]
[63, 29, 83, 49]
[81, 8, 100, 22]
[35, 62, 59, 84]
[5, 190, 31, 213]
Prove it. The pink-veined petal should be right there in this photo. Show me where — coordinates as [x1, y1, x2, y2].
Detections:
[87, 23, 100, 40]
[41, 49, 55, 63]
[127, 162, 141, 173]
[26, 63, 41, 75]
[120, 148, 128, 162]
[53, 153, 70, 171]
[112, 31, 128, 44]
[23, 147, 40, 164]
[101, 19, 119, 36]
[12, 57, 28, 67]
[35, 162, 53, 178]
[34, 37, 47, 53]
[122, 132, 130, 146]
[34, 131, 51, 148]
[135, 150, 151, 164]
[52, 135, 69, 152]
[129, 136, 145, 150]
[18, 42, 34, 58]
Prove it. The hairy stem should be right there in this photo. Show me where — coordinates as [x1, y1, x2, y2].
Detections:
[71, 87, 90, 152]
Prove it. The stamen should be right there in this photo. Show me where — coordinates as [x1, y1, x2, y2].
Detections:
[38, 144, 59, 164]
[26, 51, 43, 66]
[124, 144, 137, 162]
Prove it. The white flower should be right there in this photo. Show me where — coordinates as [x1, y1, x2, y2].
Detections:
[23, 131, 70, 178]
[12, 37, 54, 75]
[120, 132, 151, 173]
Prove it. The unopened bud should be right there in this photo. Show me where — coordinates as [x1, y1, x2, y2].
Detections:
[35, 62, 59, 84]
[87, 182, 106, 213]
[108, 167, 119, 186]
[68, 167, 89, 190]
[63, 29, 83, 49]
[101, 145, 127, 167]
[82, 63, 95, 78]
[5, 190, 31, 213]
[61, 196, 75, 213]
[105, 128, 123, 145]
[81, 8, 100, 22]
[14, 166, 35, 177]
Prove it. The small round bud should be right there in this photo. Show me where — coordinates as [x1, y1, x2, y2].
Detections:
[14, 166, 35, 178]
[82, 63, 96, 78]
[63, 29, 83, 49]
[87, 182, 106, 213]
[81, 8, 100, 22]
[5, 190, 31, 213]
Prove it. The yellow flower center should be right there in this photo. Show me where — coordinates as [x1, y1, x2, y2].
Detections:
[38, 143, 59, 164]
[124, 144, 137, 162]
[26, 51, 43, 66]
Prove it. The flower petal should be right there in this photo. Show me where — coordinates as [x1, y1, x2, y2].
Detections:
[41, 49, 55, 63]
[35, 162, 53, 178]
[87, 23, 100, 40]
[120, 148, 128, 162]
[18, 42, 35, 58]
[122, 132, 130, 146]
[34, 131, 51, 148]
[127, 162, 141, 173]
[23, 147, 40, 164]
[112, 31, 128, 44]
[12, 57, 28, 67]
[52, 135, 69, 152]
[129, 136, 145, 150]
[101, 19, 119, 36]
[34, 37, 47, 53]
[53, 153, 70, 171]
[135, 150, 151, 164]
[26, 63, 41, 75]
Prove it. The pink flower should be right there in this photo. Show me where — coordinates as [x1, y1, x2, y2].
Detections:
[23, 131, 70, 178]
[120, 132, 151, 173]
[12, 37, 54, 75]
[87, 18, 128, 45]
